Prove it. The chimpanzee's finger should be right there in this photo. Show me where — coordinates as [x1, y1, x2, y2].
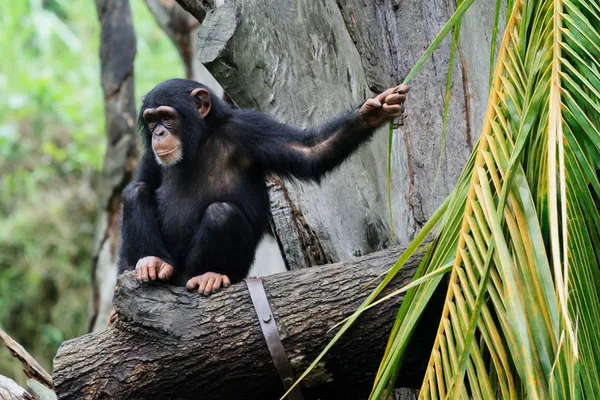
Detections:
[384, 93, 406, 105]
[135, 260, 142, 281]
[139, 261, 150, 282]
[204, 277, 216, 296]
[135, 259, 150, 282]
[376, 87, 396, 103]
[148, 259, 157, 281]
[186, 277, 200, 291]
[157, 262, 174, 281]
[198, 277, 208, 295]
[397, 84, 410, 94]
[211, 276, 222, 293]
[366, 98, 382, 107]
[363, 98, 382, 112]
[382, 104, 403, 115]
[222, 275, 231, 288]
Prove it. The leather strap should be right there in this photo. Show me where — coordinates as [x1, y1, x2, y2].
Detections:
[245, 278, 304, 400]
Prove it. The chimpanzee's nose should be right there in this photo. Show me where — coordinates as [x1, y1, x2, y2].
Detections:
[154, 127, 166, 138]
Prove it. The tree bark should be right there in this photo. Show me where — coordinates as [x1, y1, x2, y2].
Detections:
[54, 245, 438, 400]
[88, 0, 138, 332]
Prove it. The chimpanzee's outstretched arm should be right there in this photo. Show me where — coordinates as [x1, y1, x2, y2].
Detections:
[117, 152, 174, 274]
[235, 110, 373, 181]
[234, 85, 408, 181]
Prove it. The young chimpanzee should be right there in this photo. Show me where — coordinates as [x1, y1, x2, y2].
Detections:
[115, 78, 408, 310]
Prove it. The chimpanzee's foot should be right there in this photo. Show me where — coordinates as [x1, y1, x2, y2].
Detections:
[135, 256, 174, 282]
[186, 272, 231, 296]
[107, 284, 120, 325]
[108, 309, 118, 325]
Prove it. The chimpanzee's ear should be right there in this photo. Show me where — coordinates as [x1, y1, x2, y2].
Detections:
[190, 88, 211, 119]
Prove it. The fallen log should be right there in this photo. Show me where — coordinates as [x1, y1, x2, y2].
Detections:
[53, 244, 439, 399]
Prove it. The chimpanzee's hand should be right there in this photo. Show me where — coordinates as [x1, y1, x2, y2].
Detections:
[135, 256, 174, 282]
[186, 272, 231, 296]
[358, 84, 409, 128]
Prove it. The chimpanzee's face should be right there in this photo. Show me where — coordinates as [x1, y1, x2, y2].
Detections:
[142, 106, 183, 167]
[140, 80, 213, 167]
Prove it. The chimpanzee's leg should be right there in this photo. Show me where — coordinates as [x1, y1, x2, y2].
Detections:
[182, 202, 260, 295]
[118, 181, 174, 275]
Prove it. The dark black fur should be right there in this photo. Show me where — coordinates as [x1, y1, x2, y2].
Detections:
[118, 78, 378, 285]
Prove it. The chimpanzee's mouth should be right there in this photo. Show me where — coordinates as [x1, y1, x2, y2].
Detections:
[156, 147, 178, 157]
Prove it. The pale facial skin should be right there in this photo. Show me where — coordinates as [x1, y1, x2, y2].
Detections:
[143, 105, 184, 167]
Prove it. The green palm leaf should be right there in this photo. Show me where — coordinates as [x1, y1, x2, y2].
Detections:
[372, 0, 600, 398]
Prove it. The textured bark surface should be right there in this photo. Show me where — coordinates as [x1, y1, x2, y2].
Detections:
[267, 178, 331, 270]
[88, 0, 138, 332]
[190, 0, 502, 264]
[53, 245, 436, 400]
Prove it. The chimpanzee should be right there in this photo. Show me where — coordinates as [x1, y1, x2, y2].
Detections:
[115, 78, 408, 311]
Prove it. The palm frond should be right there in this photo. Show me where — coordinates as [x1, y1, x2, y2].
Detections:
[372, 0, 600, 398]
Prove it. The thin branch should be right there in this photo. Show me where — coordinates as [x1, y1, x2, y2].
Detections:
[0, 328, 53, 389]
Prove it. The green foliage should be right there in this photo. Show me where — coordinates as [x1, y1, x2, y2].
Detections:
[0, 0, 183, 381]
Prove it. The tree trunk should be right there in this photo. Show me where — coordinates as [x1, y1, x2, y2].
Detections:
[88, 0, 138, 332]
[53, 245, 438, 399]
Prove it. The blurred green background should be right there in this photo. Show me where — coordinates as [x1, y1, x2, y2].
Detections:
[0, 0, 184, 381]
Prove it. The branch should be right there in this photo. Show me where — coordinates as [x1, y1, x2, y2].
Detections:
[143, 0, 197, 78]
[0, 375, 33, 400]
[174, 0, 215, 23]
[0, 329, 53, 389]
[53, 245, 436, 399]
